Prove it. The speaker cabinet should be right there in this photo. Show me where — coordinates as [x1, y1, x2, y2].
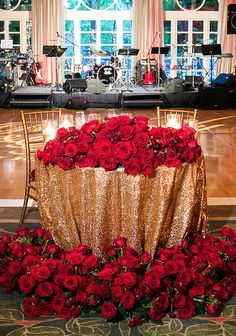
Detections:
[227, 4, 236, 34]
[198, 87, 229, 109]
[164, 78, 184, 93]
[63, 79, 87, 93]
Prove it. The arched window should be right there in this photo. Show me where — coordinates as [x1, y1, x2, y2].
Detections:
[63, 0, 132, 77]
[163, 0, 219, 81]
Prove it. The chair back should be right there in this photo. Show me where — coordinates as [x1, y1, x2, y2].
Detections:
[156, 106, 197, 127]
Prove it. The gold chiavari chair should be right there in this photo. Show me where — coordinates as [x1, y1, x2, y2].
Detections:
[156, 106, 198, 127]
[20, 110, 61, 224]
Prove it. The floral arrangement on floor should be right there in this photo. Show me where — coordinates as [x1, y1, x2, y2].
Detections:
[37, 115, 202, 175]
[0, 226, 235, 327]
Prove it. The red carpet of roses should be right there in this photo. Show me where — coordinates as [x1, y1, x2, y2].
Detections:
[37, 115, 202, 175]
[0, 226, 235, 327]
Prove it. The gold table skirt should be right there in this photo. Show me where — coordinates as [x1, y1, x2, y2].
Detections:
[35, 155, 208, 258]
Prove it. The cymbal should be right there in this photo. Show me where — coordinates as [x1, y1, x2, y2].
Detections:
[93, 49, 108, 56]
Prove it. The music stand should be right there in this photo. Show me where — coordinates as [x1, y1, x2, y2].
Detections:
[151, 47, 170, 89]
[201, 44, 221, 86]
[118, 48, 139, 92]
[43, 45, 67, 90]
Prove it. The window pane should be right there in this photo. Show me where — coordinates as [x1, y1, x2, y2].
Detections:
[177, 46, 188, 57]
[15, 0, 32, 11]
[81, 33, 96, 44]
[9, 21, 20, 32]
[101, 33, 116, 44]
[0, 21, 4, 32]
[64, 0, 79, 10]
[192, 33, 203, 44]
[9, 34, 20, 44]
[177, 33, 188, 44]
[163, 0, 178, 10]
[177, 21, 188, 32]
[123, 33, 131, 44]
[123, 20, 131, 31]
[0, 33, 4, 41]
[177, 0, 205, 10]
[164, 21, 171, 32]
[193, 21, 203, 32]
[65, 45, 74, 57]
[81, 20, 96, 32]
[164, 33, 171, 45]
[65, 20, 74, 31]
[209, 33, 217, 44]
[82, 0, 113, 10]
[101, 21, 117, 32]
[210, 21, 218, 32]
[0, 0, 19, 10]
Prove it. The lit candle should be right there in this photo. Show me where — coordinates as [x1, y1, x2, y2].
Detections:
[60, 114, 74, 129]
[166, 116, 181, 129]
[42, 121, 58, 142]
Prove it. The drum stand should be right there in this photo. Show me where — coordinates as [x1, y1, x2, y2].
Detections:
[117, 48, 139, 92]
[21, 65, 35, 87]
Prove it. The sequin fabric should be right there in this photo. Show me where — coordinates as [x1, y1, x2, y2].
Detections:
[35, 155, 208, 258]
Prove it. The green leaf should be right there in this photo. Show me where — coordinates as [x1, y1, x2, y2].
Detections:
[66, 317, 111, 335]
[0, 309, 24, 324]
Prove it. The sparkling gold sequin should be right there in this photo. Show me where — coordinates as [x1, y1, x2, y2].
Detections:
[35, 155, 208, 258]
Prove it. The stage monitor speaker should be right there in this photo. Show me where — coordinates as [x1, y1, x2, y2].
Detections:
[87, 79, 106, 93]
[164, 78, 184, 93]
[227, 4, 236, 34]
[63, 79, 87, 93]
[198, 87, 229, 109]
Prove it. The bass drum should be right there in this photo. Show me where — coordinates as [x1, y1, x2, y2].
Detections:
[98, 65, 117, 85]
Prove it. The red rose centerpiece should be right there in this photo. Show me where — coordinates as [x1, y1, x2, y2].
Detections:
[37, 115, 202, 175]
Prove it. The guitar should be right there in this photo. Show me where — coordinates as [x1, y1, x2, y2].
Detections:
[143, 54, 156, 85]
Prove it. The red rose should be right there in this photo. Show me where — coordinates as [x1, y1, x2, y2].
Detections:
[64, 142, 79, 157]
[134, 132, 149, 147]
[23, 297, 40, 318]
[104, 118, 120, 131]
[96, 282, 110, 298]
[181, 148, 195, 162]
[164, 157, 182, 168]
[120, 291, 136, 310]
[141, 162, 153, 176]
[43, 258, 58, 271]
[176, 300, 195, 319]
[66, 251, 86, 266]
[220, 225, 235, 238]
[101, 302, 117, 320]
[106, 246, 116, 257]
[206, 302, 223, 316]
[119, 125, 135, 140]
[124, 158, 141, 175]
[173, 293, 187, 308]
[39, 302, 54, 316]
[100, 157, 117, 171]
[113, 236, 127, 248]
[35, 281, 53, 297]
[46, 244, 60, 255]
[75, 290, 88, 305]
[111, 284, 123, 299]
[98, 268, 116, 281]
[16, 227, 29, 237]
[141, 251, 152, 264]
[128, 316, 143, 327]
[135, 116, 149, 130]
[64, 275, 79, 291]
[8, 260, 21, 275]
[119, 255, 141, 269]
[82, 254, 99, 271]
[55, 157, 72, 170]
[144, 270, 160, 291]
[76, 140, 90, 154]
[52, 295, 66, 313]
[114, 141, 133, 160]
[120, 271, 136, 288]
[34, 266, 50, 281]
[164, 260, 179, 275]
[93, 140, 113, 158]
[18, 274, 36, 294]
[117, 115, 133, 125]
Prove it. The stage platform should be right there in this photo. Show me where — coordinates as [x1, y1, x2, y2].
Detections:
[0, 83, 231, 109]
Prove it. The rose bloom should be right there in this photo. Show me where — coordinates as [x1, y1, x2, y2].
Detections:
[96, 282, 110, 299]
[111, 284, 123, 299]
[164, 260, 179, 275]
[120, 291, 136, 310]
[98, 268, 117, 281]
[8, 260, 21, 275]
[75, 290, 88, 305]
[119, 125, 135, 140]
[35, 281, 53, 297]
[206, 302, 223, 316]
[23, 297, 40, 318]
[82, 254, 100, 271]
[93, 140, 113, 158]
[176, 300, 195, 319]
[220, 225, 235, 238]
[66, 251, 86, 266]
[114, 141, 133, 160]
[164, 157, 182, 168]
[144, 270, 161, 291]
[128, 316, 143, 327]
[18, 274, 36, 294]
[39, 302, 54, 316]
[134, 132, 150, 147]
[100, 157, 117, 171]
[64, 275, 79, 291]
[55, 157, 72, 170]
[124, 158, 141, 175]
[113, 236, 127, 248]
[101, 302, 117, 320]
[120, 271, 137, 289]
[16, 227, 29, 237]
[34, 266, 51, 282]
[52, 295, 66, 313]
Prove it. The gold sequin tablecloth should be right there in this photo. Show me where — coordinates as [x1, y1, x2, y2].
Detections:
[35, 155, 208, 258]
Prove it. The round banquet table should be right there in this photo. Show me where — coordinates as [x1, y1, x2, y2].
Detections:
[35, 155, 208, 258]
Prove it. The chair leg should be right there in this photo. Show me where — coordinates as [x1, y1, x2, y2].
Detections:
[20, 186, 30, 225]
